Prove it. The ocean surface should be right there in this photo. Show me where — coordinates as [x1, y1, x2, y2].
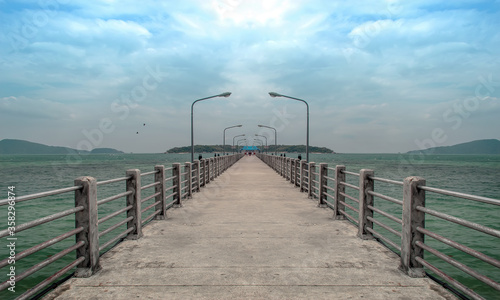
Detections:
[0, 153, 499, 299]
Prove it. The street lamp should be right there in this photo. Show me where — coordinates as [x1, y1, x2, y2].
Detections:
[269, 92, 309, 162]
[223, 125, 242, 155]
[255, 134, 267, 154]
[232, 134, 245, 154]
[237, 139, 247, 153]
[254, 139, 264, 153]
[258, 125, 277, 155]
[191, 92, 232, 162]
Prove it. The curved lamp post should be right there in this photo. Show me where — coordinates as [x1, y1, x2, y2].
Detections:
[191, 92, 231, 162]
[258, 124, 277, 155]
[254, 139, 264, 153]
[255, 134, 267, 154]
[232, 134, 245, 154]
[223, 125, 242, 155]
[237, 138, 247, 153]
[269, 92, 309, 162]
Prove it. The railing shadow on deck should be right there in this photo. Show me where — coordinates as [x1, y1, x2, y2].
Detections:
[0, 154, 243, 300]
[256, 153, 500, 300]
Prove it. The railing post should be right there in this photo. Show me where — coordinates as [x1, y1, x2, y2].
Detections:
[289, 158, 294, 184]
[194, 160, 200, 192]
[74, 176, 100, 277]
[154, 165, 166, 220]
[126, 169, 142, 239]
[300, 160, 307, 192]
[294, 159, 300, 187]
[400, 176, 426, 277]
[318, 163, 328, 207]
[207, 158, 212, 183]
[185, 162, 192, 198]
[358, 169, 374, 239]
[172, 163, 182, 207]
[334, 165, 346, 219]
[308, 162, 315, 198]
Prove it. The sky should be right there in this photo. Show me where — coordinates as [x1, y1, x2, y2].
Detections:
[0, 0, 499, 154]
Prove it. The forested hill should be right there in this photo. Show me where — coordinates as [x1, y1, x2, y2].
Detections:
[0, 139, 123, 154]
[407, 139, 500, 155]
[167, 145, 334, 153]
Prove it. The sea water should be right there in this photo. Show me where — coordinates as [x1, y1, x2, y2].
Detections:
[0, 153, 499, 299]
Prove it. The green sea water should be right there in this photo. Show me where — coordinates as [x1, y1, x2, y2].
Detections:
[0, 153, 499, 299]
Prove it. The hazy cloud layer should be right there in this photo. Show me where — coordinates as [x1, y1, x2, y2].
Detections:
[1, 0, 499, 153]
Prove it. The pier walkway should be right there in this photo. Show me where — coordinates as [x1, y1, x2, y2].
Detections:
[46, 156, 454, 299]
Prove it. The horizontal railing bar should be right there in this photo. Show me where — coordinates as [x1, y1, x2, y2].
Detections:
[416, 241, 500, 291]
[96, 176, 131, 186]
[165, 199, 176, 210]
[324, 201, 334, 210]
[165, 185, 175, 193]
[368, 205, 403, 225]
[325, 192, 335, 200]
[0, 227, 84, 269]
[97, 191, 132, 206]
[325, 176, 336, 182]
[325, 185, 335, 192]
[339, 191, 359, 204]
[367, 216, 402, 237]
[141, 170, 159, 177]
[0, 186, 82, 206]
[141, 181, 160, 191]
[417, 206, 500, 238]
[98, 217, 133, 238]
[165, 192, 177, 200]
[141, 200, 161, 214]
[416, 257, 483, 300]
[339, 209, 358, 225]
[341, 170, 360, 176]
[0, 206, 84, 239]
[417, 227, 500, 269]
[326, 167, 336, 171]
[368, 191, 403, 206]
[19, 256, 86, 300]
[181, 180, 188, 185]
[339, 181, 359, 190]
[141, 209, 161, 225]
[339, 199, 358, 214]
[181, 192, 188, 199]
[165, 167, 173, 171]
[312, 192, 319, 198]
[365, 227, 401, 251]
[98, 205, 133, 225]
[419, 185, 500, 206]
[165, 175, 176, 182]
[0, 241, 85, 291]
[312, 179, 319, 185]
[369, 176, 404, 186]
[141, 192, 161, 204]
[99, 227, 135, 252]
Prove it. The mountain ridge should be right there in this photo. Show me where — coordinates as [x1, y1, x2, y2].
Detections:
[407, 139, 500, 155]
[0, 139, 123, 154]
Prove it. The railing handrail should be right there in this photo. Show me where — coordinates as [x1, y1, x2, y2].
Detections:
[0, 153, 244, 299]
[255, 153, 499, 300]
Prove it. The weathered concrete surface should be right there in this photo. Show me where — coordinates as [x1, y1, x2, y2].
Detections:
[46, 156, 455, 300]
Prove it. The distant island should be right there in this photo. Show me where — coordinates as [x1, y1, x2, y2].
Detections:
[407, 139, 500, 155]
[0, 139, 124, 155]
[167, 145, 334, 154]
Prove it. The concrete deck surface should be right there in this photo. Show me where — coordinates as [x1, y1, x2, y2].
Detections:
[45, 156, 455, 299]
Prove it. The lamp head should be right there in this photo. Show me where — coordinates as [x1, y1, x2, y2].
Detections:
[269, 92, 281, 98]
[219, 92, 231, 97]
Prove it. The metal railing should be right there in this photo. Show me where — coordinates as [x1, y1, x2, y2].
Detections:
[256, 153, 500, 300]
[0, 154, 243, 299]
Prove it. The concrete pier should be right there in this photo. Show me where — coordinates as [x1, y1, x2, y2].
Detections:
[46, 156, 455, 299]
